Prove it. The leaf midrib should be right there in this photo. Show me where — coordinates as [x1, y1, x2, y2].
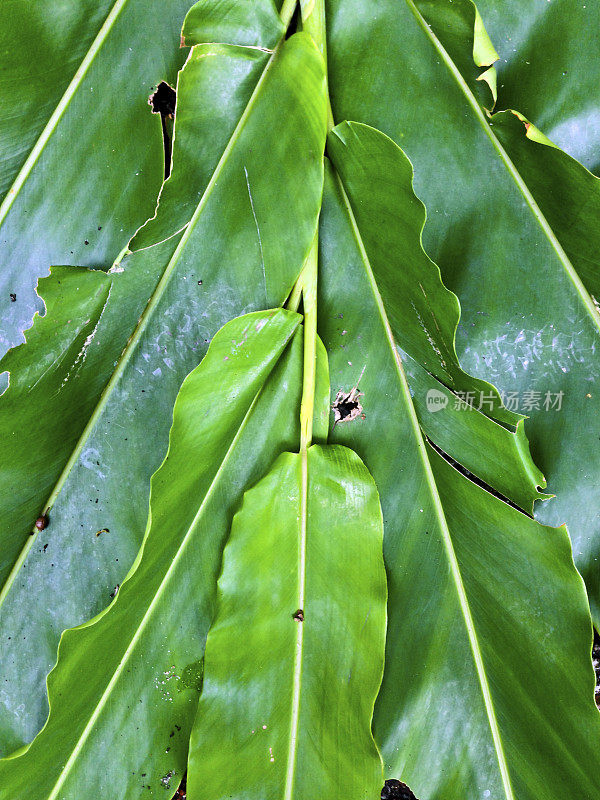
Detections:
[333, 170, 516, 800]
[403, 0, 600, 337]
[0, 0, 130, 224]
[45, 383, 268, 800]
[0, 36, 283, 609]
[283, 449, 307, 799]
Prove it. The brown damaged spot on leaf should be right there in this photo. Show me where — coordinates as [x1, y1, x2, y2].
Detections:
[95, 528, 109, 537]
[293, 609, 304, 622]
[333, 387, 363, 424]
[381, 779, 419, 800]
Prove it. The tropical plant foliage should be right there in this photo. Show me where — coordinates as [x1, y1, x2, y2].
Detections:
[0, 1, 599, 798]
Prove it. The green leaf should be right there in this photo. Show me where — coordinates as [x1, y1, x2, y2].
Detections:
[181, 0, 285, 48]
[327, 120, 517, 427]
[3, 4, 599, 798]
[326, 0, 600, 623]
[0, 267, 111, 583]
[0, 308, 305, 798]
[318, 128, 600, 798]
[0, 28, 326, 754]
[0, 0, 193, 353]
[402, 352, 548, 514]
[188, 444, 386, 798]
[475, 0, 600, 174]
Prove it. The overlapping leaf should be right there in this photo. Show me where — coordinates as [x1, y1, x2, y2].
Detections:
[476, 0, 600, 174]
[1, 3, 599, 799]
[188, 445, 386, 798]
[0, 0, 193, 353]
[325, 0, 600, 621]
[0, 309, 308, 797]
[0, 17, 326, 753]
[319, 124, 600, 798]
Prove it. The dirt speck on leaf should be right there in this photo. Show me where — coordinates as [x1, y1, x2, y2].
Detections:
[34, 514, 48, 531]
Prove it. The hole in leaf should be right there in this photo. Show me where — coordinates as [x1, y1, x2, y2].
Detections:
[148, 81, 176, 179]
[381, 779, 419, 800]
[149, 81, 176, 117]
[333, 387, 363, 424]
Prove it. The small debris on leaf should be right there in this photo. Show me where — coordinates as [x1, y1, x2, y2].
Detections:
[333, 387, 363, 424]
[110, 584, 120, 599]
[34, 515, 48, 531]
[293, 609, 304, 622]
[95, 528, 110, 537]
[381, 779, 418, 800]
[161, 771, 174, 789]
[9, 293, 16, 302]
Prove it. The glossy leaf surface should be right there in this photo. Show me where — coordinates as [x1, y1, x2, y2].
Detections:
[326, 0, 600, 621]
[0, 0, 192, 353]
[476, 0, 600, 173]
[318, 127, 600, 798]
[2, 3, 599, 798]
[0, 309, 305, 798]
[188, 445, 386, 799]
[181, 0, 285, 49]
[0, 29, 326, 754]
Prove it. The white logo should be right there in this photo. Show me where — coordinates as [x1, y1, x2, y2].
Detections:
[426, 388, 448, 412]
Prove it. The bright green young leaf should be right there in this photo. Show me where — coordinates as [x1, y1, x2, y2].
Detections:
[326, 0, 600, 622]
[188, 445, 386, 798]
[181, 0, 285, 49]
[0, 0, 193, 353]
[0, 26, 326, 754]
[0, 308, 307, 797]
[318, 135, 600, 797]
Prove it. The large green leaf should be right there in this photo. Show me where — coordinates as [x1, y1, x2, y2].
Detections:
[476, 0, 600, 174]
[188, 445, 386, 798]
[319, 127, 600, 798]
[325, 0, 600, 622]
[0, 0, 193, 353]
[0, 24, 326, 754]
[0, 308, 307, 797]
[417, 0, 600, 305]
